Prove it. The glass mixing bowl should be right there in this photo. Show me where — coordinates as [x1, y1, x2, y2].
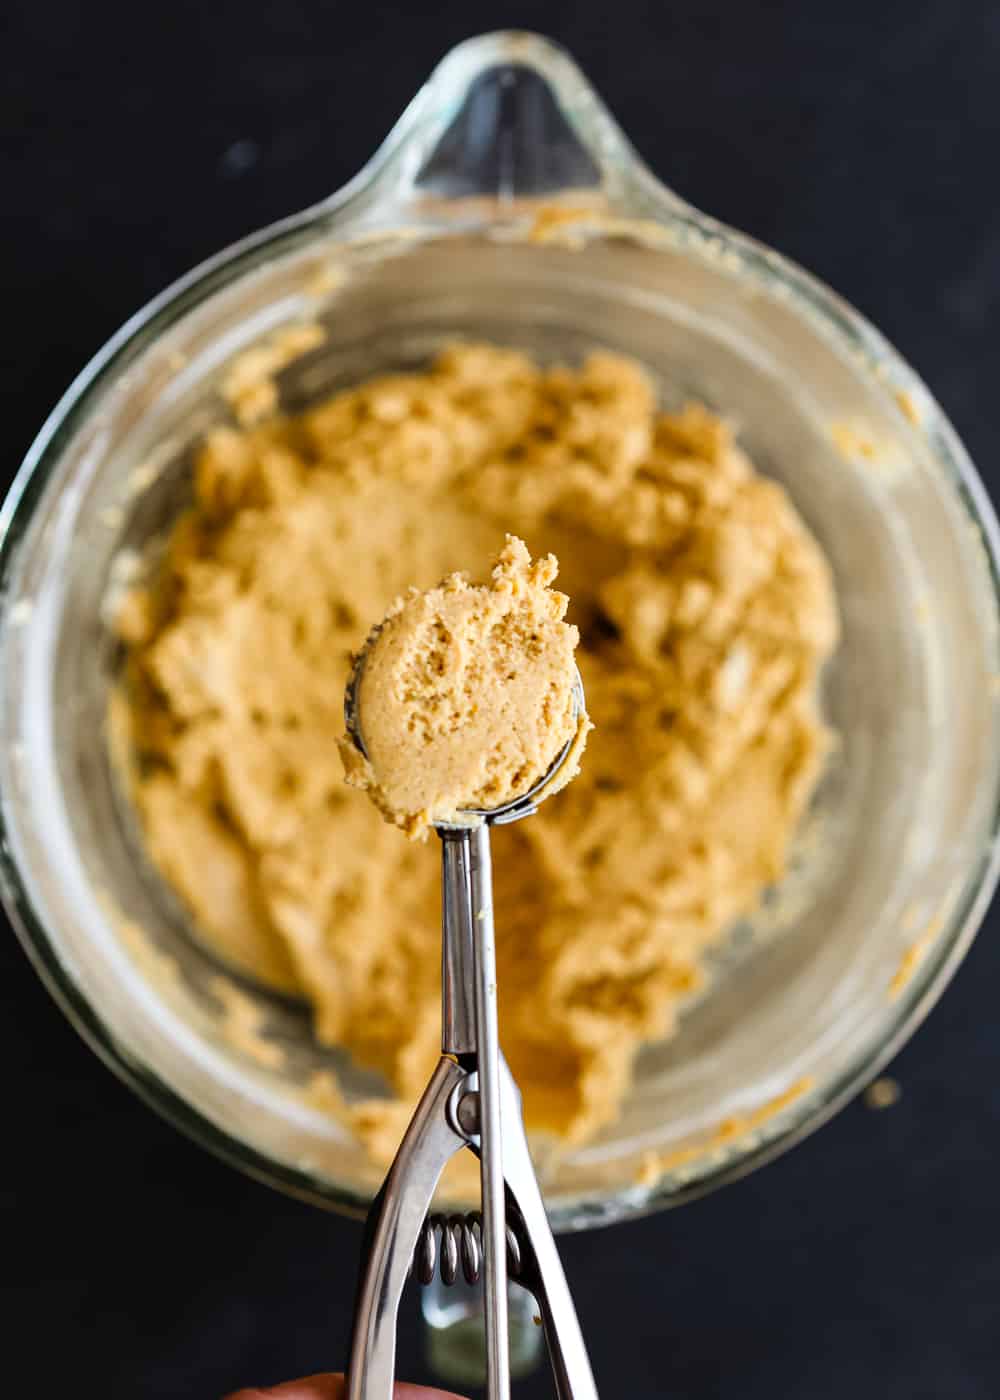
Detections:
[3, 31, 1000, 1233]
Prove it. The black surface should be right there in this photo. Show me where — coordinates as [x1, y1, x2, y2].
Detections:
[4, 2, 1000, 1396]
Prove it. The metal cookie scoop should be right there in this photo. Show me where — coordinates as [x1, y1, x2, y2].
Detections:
[344, 647, 597, 1400]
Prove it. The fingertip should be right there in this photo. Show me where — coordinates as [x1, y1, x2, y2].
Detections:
[222, 1375, 466, 1400]
[223, 1377, 343, 1400]
[395, 1387, 469, 1400]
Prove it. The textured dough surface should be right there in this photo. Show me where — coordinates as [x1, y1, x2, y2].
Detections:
[115, 344, 839, 1155]
[340, 536, 589, 836]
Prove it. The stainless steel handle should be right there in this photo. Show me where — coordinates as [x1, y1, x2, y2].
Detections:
[346, 1058, 467, 1400]
[468, 823, 511, 1400]
[498, 1056, 599, 1400]
[350, 826, 596, 1400]
[441, 831, 476, 1058]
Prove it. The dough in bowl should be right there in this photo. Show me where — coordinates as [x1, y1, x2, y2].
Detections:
[113, 344, 838, 1159]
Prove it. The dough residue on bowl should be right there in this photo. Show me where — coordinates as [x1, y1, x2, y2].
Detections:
[112, 343, 839, 1157]
[340, 535, 589, 837]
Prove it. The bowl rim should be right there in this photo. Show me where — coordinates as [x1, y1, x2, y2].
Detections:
[3, 57, 1000, 1230]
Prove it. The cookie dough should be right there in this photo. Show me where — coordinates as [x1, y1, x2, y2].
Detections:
[340, 536, 589, 836]
[114, 344, 838, 1155]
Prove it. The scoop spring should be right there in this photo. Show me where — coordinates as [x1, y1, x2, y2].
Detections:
[412, 1211, 523, 1286]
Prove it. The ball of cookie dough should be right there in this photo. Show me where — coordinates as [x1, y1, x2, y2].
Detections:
[340, 535, 590, 837]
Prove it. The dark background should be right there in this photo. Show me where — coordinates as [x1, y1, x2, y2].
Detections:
[5, 2, 1000, 1396]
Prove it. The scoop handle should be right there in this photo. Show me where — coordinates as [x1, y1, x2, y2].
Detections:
[498, 1055, 600, 1400]
[346, 1058, 468, 1400]
[467, 824, 512, 1400]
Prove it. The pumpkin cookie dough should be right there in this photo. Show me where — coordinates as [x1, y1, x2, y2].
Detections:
[341, 535, 589, 836]
[114, 343, 838, 1157]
